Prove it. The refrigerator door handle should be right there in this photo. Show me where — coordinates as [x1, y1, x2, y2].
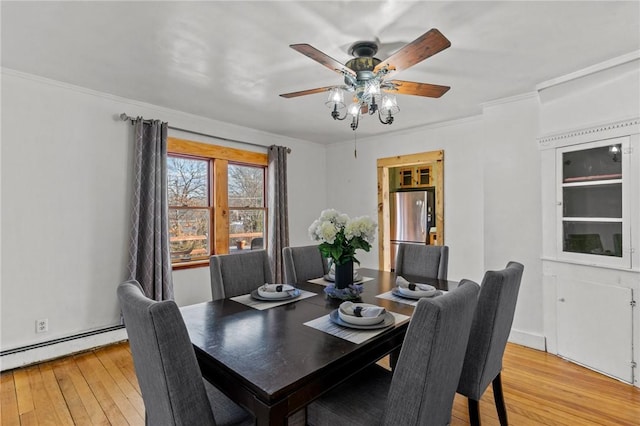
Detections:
[419, 199, 426, 236]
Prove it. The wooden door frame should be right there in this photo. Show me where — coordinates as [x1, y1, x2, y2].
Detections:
[376, 150, 444, 270]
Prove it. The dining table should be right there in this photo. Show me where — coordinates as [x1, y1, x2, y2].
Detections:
[180, 267, 459, 426]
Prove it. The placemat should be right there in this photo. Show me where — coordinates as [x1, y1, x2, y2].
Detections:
[376, 290, 420, 306]
[303, 311, 410, 344]
[230, 289, 317, 310]
[307, 276, 374, 286]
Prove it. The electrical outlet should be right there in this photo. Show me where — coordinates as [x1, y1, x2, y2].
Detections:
[36, 318, 48, 333]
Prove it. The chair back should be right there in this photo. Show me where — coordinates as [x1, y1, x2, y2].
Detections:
[457, 261, 524, 400]
[282, 245, 329, 284]
[117, 280, 216, 426]
[210, 250, 273, 300]
[250, 237, 263, 250]
[394, 243, 449, 280]
[383, 279, 480, 426]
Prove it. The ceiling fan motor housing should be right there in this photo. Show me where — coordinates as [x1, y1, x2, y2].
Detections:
[344, 57, 381, 87]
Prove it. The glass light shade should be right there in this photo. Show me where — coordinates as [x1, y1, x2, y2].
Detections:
[380, 94, 400, 115]
[365, 80, 381, 96]
[347, 102, 361, 116]
[325, 88, 345, 109]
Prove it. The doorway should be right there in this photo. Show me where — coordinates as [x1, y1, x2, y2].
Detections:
[376, 150, 444, 271]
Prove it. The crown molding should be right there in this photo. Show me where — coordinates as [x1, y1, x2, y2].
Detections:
[538, 116, 640, 149]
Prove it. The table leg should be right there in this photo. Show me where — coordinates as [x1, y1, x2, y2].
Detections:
[253, 396, 289, 426]
[389, 348, 401, 370]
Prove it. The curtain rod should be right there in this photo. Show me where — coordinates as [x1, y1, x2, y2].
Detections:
[119, 113, 290, 153]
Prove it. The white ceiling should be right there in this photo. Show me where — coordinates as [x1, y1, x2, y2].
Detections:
[2, 1, 639, 144]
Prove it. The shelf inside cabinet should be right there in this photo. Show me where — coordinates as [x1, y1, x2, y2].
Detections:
[563, 173, 622, 184]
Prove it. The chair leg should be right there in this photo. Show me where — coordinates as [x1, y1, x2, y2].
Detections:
[492, 373, 508, 426]
[468, 398, 481, 426]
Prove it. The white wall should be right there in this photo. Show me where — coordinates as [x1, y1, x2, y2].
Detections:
[1, 70, 326, 355]
[483, 94, 545, 347]
[539, 54, 640, 135]
[325, 117, 487, 284]
[324, 105, 545, 348]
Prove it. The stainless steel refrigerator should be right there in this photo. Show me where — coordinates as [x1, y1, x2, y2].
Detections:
[390, 190, 435, 269]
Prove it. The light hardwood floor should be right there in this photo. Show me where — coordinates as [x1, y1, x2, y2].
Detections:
[1, 342, 639, 425]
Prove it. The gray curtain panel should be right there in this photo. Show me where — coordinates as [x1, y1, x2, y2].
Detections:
[267, 145, 290, 282]
[127, 118, 174, 301]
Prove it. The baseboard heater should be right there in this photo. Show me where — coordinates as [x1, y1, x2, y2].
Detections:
[0, 325, 125, 356]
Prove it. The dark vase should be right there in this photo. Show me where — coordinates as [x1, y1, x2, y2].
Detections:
[334, 260, 354, 289]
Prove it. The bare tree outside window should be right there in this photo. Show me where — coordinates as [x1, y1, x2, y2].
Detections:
[228, 164, 266, 251]
[168, 156, 210, 263]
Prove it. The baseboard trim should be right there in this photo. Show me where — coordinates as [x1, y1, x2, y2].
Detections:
[508, 329, 546, 351]
[1, 327, 129, 371]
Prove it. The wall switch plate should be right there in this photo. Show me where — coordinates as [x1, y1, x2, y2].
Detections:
[36, 318, 48, 333]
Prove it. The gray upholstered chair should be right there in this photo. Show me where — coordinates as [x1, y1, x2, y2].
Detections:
[457, 261, 524, 426]
[210, 250, 273, 300]
[117, 280, 253, 426]
[250, 237, 263, 250]
[394, 243, 449, 280]
[307, 279, 480, 426]
[282, 245, 329, 284]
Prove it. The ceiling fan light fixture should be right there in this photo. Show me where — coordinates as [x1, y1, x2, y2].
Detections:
[347, 102, 362, 117]
[380, 94, 400, 115]
[281, 28, 451, 132]
[365, 80, 381, 96]
[325, 87, 345, 109]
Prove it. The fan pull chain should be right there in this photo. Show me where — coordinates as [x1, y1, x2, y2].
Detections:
[354, 130, 358, 158]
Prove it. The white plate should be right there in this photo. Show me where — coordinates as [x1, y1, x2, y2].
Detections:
[338, 303, 386, 325]
[329, 310, 395, 330]
[257, 285, 296, 299]
[251, 288, 300, 301]
[392, 287, 442, 300]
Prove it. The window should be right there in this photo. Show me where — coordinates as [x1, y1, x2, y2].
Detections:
[228, 164, 266, 251]
[168, 156, 211, 264]
[557, 136, 630, 267]
[167, 137, 268, 268]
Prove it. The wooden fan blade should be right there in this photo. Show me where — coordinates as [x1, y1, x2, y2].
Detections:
[384, 80, 450, 98]
[290, 44, 357, 77]
[373, 28, 451, 75]
[279, 85, 337, 98]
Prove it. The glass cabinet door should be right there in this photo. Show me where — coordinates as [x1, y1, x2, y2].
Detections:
[557, 137, 629, 266]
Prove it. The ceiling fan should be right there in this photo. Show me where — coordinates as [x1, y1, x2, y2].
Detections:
[280, 28, 451, 130]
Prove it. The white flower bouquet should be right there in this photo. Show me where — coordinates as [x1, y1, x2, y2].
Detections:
[308, 209, 377, 266]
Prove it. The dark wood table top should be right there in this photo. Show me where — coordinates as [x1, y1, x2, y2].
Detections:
[180, 268, 458, 426]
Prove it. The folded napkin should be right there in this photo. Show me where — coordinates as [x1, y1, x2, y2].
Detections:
[339, 301, 386, 318]
[260, 284, 295, 293]
[396, 276, 436, 292]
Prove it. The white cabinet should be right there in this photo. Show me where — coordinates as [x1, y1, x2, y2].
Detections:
[540, 118, 639, 386]
[556, 278, 634, 383]
[556, 137, 630, 268]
